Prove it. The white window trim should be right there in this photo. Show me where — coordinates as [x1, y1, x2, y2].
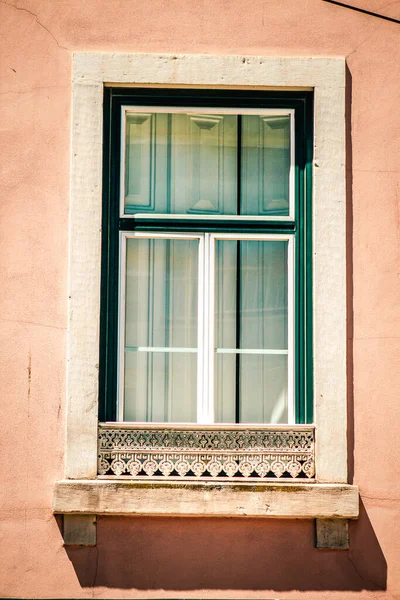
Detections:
[57, 52, 357, 519]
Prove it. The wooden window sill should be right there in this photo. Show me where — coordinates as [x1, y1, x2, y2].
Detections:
[53, 479, 359, 519]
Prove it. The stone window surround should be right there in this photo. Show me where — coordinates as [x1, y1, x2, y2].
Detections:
[53, 52, 358, 532]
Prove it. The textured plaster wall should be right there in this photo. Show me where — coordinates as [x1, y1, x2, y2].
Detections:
[0, 0, 400, 598]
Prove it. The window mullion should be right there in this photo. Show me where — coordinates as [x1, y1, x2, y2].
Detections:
[197, 233, 214, 424]
[208, 233, 216, 424]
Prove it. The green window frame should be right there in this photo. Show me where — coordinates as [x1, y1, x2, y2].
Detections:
[99, 87, 313, 425]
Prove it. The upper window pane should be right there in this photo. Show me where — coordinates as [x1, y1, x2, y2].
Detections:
[123, 110, 292, 217]
[241, 116, 290, 216]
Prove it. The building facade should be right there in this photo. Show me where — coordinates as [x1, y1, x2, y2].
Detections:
[1, 0, 400, 598]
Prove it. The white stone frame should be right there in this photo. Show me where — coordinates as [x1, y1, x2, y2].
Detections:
[56, 52, 356, 519]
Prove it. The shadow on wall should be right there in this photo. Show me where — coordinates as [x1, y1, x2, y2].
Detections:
[346, 64, 355, 486]
[65, 500, 386, 591]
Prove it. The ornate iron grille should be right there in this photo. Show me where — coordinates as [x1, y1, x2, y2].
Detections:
[98, 424, 315, 480]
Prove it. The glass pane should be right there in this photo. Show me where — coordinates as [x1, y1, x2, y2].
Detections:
[124, 113, 168, 212]
[125, 237, 198, 348]
[124, 112, 237, 215]
[240, 354, 288, 423]
[215, 239, 289, 424]
[123, 237, 198, 422]
[215, 353, 236, 423]
[215, 240, 288, 350]
[124, 351, 197, 422]
[215, 354, 288, 424]
[241, 115, 291, 216]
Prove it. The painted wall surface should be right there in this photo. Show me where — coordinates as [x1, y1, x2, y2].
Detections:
[1, 0, 400, 598]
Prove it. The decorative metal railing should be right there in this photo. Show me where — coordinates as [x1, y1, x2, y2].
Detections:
[98, 424, 315, 480]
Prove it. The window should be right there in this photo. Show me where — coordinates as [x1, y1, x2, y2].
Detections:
[55, 54, 357, 524]
[99, 90, 313, 428]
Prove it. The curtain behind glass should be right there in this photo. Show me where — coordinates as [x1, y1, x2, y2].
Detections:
[215, 240, 288, 423]
[241, 116, 290, 216]
[123, 237, 198, 422]
[124, 112, 290, 216]
[124, 113, 237, 215]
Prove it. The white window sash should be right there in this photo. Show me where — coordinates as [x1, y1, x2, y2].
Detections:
[118, 231, 295, 425]
[118, 231, 204, 422]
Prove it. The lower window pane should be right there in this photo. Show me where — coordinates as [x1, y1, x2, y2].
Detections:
[122, 235, 199, 422]
[124, 350, 197, 422]
[125, 237, 198, 348]
[215, 353, 288, 424]
[215, 239, 288, 350]
[214, 237, 290, 424]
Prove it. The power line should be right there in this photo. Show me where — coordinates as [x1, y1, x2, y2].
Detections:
[323, 0, 400, 25]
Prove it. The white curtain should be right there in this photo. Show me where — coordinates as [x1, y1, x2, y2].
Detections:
[215, 240, 288, 423]
[124, 237, 198, 422]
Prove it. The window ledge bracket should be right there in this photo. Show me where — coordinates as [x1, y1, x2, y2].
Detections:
[53, 479, 359, 519]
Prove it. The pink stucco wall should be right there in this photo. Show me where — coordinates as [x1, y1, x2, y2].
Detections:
[1, 0, 400, 598]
